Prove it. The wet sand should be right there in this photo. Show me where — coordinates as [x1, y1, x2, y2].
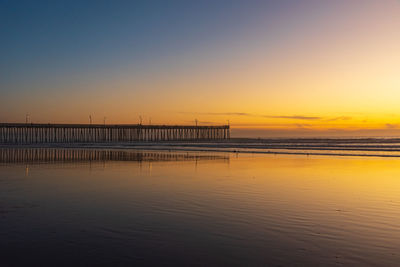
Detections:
[3, 138, 400, 157]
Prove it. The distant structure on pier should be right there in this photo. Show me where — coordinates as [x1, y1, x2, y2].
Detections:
[0, 123, 230, 144]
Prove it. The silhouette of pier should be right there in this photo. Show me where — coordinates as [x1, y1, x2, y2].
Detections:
[0, 123, 230, 144]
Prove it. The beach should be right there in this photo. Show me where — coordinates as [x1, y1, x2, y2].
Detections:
[1, 147, 400, 266]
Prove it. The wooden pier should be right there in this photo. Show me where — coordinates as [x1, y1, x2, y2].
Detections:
[0, 123, 230, 144]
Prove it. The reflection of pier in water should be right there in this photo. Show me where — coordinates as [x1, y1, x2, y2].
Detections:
[0, 148, 229, 164]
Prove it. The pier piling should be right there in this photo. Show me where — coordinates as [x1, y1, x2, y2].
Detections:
[0, 123, 230, 144]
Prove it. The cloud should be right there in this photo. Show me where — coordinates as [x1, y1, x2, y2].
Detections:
[179, 112, 357, 122]
[262, 115, 321, 120]
[229, 123, 313, 127]
[325, 116, 352, 121]
[386, 123, 399, 129]
[179, 112, 322, 120]
[294, 123, 312, 128]
[181, 112, 253, 117]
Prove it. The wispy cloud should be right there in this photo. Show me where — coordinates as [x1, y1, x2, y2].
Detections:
[325, 116, 352, 122]
[230, 123, 313, 127]
[180, 112, 324, 121]
[386, 123, 399, 129]
[180, 112, 254, 117]
[262, 115, 321, 120]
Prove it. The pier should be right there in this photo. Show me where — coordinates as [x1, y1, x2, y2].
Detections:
[0, 123, 230, 144]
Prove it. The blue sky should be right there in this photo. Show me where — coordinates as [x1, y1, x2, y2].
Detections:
[1, 0, 284, 89]
[1, 1, 400, 137]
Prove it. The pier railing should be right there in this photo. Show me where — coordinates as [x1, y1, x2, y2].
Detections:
[0, 123, 230, 144]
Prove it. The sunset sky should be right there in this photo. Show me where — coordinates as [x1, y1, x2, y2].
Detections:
[1, 0, 400, 137]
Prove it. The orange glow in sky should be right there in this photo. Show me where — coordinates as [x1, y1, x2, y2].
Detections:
[1, 1, 400, 137]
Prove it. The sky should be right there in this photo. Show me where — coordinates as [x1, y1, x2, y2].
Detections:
[1, 0, 400, 137]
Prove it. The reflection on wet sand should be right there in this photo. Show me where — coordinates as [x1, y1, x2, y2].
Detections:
[1, 150, 400, 266]
[0, 148, 229, 164]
